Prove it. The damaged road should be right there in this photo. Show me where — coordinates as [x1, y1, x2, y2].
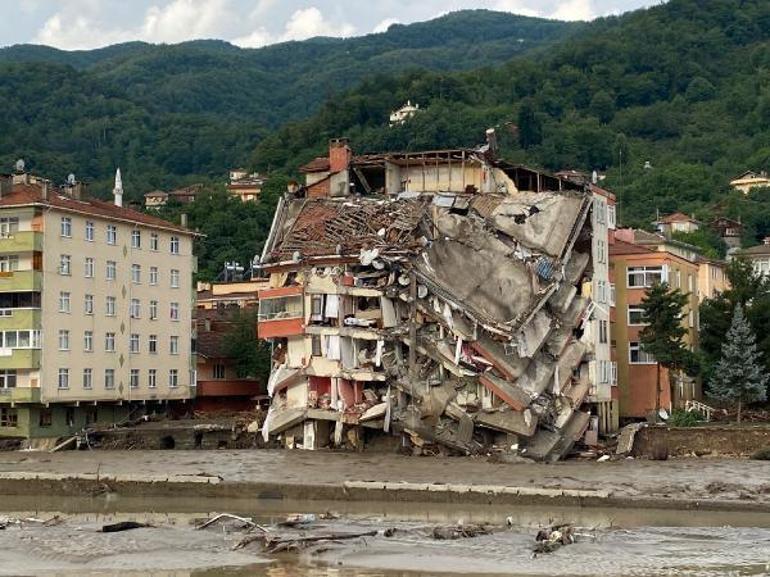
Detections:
[257, 142, 600, 461]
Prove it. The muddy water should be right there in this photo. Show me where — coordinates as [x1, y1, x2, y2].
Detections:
[2, 495, 770, 577]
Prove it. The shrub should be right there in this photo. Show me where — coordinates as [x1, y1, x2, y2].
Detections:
[668, 409, 704, 427]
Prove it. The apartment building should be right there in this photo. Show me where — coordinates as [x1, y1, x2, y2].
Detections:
[609, 236, 701, 420]
[0, 168, 196, 439]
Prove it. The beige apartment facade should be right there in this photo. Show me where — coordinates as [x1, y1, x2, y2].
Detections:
[0, 170, 196, 439]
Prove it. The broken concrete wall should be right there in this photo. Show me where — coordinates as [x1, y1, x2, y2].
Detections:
[258, 154, 599, 461]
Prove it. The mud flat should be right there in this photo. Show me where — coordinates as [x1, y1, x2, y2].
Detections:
[0, 450, 769, 512]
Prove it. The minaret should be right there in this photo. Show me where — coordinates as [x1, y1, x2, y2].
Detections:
[113, 168, 123, 207]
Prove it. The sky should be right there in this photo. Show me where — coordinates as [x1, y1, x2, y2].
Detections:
[0, 0, 664, 51]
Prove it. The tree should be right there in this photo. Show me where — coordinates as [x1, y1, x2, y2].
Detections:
[589, 90, 616, 124]
[517, 98, 543, 149]
[639, 282, 697, 414]
[222, 308, 272, 381]
[709, 304, 767, 422]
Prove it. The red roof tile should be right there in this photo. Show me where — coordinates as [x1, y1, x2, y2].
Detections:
[1, 182, 195, 234]
[298, 157, 330, 173]
[609, 239, 655, 256]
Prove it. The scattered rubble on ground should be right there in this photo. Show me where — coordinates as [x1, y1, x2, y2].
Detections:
[257, 148, 605, 461]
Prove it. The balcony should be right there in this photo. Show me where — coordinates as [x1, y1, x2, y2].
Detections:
[0, 386, 41, 404]
[0, 271, 43, 293]
[0, 231, 43, 254]
[0, 309, 42, 330]
[0, 349, 41, 370]
[258, 286, 304, 339]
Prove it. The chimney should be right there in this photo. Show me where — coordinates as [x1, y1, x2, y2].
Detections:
[41, 180, 49, 200]
[329, 138, 351, 172]
[113, 168, 123, 207]
[485, 128, 498, 157]
[180, 213, 188, 228]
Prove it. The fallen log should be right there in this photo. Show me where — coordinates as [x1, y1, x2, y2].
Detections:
[432, 524, 490, 540]
[101, 521, 153, 533]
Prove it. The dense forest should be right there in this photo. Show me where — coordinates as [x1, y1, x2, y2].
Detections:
[4, 1, 770, 278]
[0, 10, 578, 196]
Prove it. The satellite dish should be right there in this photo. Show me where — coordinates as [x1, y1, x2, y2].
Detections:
[14, 159, 25, 173]
[67, 173, 76, 185]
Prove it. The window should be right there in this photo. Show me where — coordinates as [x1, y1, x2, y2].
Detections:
[628, 306, 646, 325]
[60, 217, 72, 238]
[58, 368, 69, 389]
[607, 205, 616, 230]
[129, 333, 140, 353]
[689, 309, 695, 328]
[59, 291, 70, 313]
[105, 332, 115, 352]
[0, 370, 17, 389]
[1, 408, 18, 427]
[170, 269, 180, 288]
[170, 302, 179, 321]
[150, 300, 158, 320]
[82, 368, 92, 390]
[596, 280, 607, 304]
[84, 257, 94, 278]
[130, 368, 140, 389]
[4, 330, 41, 349]
[150, 266, 158, 285]
[627, 266, 664, 288]
[106, 260, 116, 280]
[39, 409, 52, 428]
[105, 368, 115, 389]
[84, 330, 93, 352]
[629, 341, 656, 364]
[59, 254, 71, 275]
[688, 274, 694, 293]
[84, 294, 94, 315]
[599, 320, 608, 344]
[0, 217, 19, 237]
[131, 264, 141, 284]
[150, 233, 159, 251]
[149, 334, 158, 354]
[169, 369, 178, 388]
[610, 283, 616, 307]
[213, 364, 225, 379]
[106, 224, 117, 245]
[106, 296, 116, 317]
[611, 361, 618, 385]
[130, 298, 141, 319]
[311, 335, 322, 356]
[170, 335, 179, 355]
[170, 236, 179, 254]
[85, 221, 94, 241]
[597, 240, 606, 264]
[58, 329, 70, 350]
[594, 198, 606, 225]
[131, 229, 141, 249]
[0, 255, 19, 272]
[148, 369, 157, 388]
[258, 295, 303, 320]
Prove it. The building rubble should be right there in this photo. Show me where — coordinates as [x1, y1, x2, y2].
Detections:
[256, 138, 603, 461]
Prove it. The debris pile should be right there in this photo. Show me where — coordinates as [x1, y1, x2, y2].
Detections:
[257, 152, 599, 461]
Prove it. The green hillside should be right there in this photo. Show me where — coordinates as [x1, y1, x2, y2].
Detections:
[254, 0, 770, 242]
[0, 10, 579, 198]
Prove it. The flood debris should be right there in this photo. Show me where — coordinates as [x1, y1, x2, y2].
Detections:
[196, 513, 257, 531]
[256, 139, 607, 461]
[101, 521, 153, 533]
[533, 524, 576, 555]
[432, 524, 490, 540]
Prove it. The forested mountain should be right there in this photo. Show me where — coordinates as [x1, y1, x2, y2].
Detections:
[254, 0, 770, 243]
[0, 10, 579, 197]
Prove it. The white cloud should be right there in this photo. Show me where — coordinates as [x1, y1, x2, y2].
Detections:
[281, 7, 355, 42]
[373, 17, 400, 34]
[34, 0, 238, 49]
[492, 0, 541, 17]
[232, 26, 272, 48]
[550, 0, 595, 21]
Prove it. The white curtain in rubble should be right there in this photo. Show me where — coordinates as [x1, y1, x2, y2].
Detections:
[324, 294, 340, 319]
[324, 334, 341, 360]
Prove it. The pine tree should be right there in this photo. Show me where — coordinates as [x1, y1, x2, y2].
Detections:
[709, 303, 768, 423]
[639, 282, 696, 415]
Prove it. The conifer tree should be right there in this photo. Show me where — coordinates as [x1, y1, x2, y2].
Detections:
[709, 303, 768, 423]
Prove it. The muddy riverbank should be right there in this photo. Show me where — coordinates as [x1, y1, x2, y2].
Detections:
[1, 450, 769, 512]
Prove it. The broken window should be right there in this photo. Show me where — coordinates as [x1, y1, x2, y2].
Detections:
[259, 295, 303, 321]
[629, 341, 655, 364]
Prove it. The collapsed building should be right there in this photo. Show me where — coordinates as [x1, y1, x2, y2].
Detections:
[256, 137, 614, 461]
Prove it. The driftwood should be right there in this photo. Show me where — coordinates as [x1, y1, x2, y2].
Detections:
[101, 521, 153, 533]
[432, 524, 489, 540]
[235, 528, 396, 553]
[196, 513, 257, 531]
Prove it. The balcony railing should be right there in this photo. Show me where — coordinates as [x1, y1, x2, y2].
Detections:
[0, 271, 43, 293]
[0, 231, 43, 253]
[0, 386, 41, 403]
